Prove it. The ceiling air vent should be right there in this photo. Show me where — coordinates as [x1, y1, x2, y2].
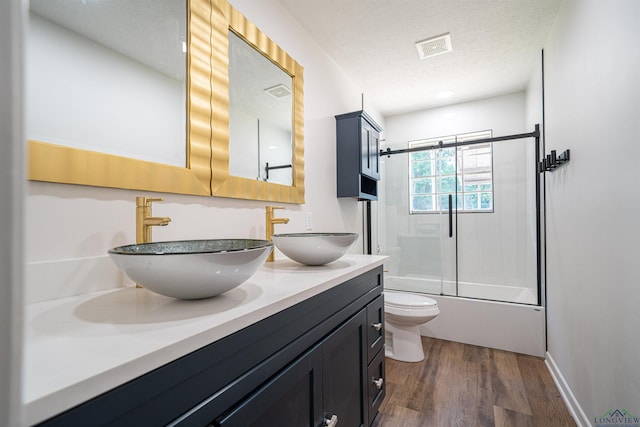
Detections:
[264, 84, 291, 98]
[415, 33, 452, 59]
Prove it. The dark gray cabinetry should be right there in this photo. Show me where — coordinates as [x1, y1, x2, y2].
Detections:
[218, 309, 369, 427]
[365, 295, 385, 421]
[215, 344, 324, 427]
[217, 299, 386, 427]
[336, 111, 383, 200]
[321, 309, 368, 427]
[37, 267, 385, 427]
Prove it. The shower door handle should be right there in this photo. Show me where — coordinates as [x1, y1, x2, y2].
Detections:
[448, 194, 453, 238]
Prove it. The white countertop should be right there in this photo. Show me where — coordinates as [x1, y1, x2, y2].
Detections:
[23, 255, 387, 426]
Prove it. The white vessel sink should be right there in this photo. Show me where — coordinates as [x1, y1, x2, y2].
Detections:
[271, 233, 358, 266]
[108, 239, 273, 299]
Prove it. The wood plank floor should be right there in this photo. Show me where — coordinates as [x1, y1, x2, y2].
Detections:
[372, 337, 576, 427]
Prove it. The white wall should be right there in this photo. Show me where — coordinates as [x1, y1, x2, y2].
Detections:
[379, 92, 538, 294]
[544, 0, 640, 424]
[1, 0, 25, 424]
[25, 0, 381, 307]
[383, 92, 527, 146]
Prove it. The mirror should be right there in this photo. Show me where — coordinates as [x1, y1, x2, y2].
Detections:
[27, 0, 305, 203]
[27, 0, 187, 166]
[210, 0, 305, 203]
[229, 31, 293, 186]
[27, 0, 213, 195]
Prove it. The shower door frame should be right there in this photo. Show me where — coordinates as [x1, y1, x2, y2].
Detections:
[377, 124, 543, 306]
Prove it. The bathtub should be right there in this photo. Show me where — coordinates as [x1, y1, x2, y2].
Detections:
[384, 275, 546, 357]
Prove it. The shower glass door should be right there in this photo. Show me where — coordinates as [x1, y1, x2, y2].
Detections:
[435, 144, 457, 297]
[455, 138, 538, 304]
[377, 132, 539, 305]
[378, 147, 446, 295]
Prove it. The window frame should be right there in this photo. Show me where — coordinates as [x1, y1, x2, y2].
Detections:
[408, 130, 494, 214]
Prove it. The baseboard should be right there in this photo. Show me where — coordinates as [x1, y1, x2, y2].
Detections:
[545, 351, 591, 427]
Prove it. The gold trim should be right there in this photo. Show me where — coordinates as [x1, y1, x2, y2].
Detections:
[210, 0, 305, 204]
[28, 140, 209, 194]
[28, 0, 212, 196]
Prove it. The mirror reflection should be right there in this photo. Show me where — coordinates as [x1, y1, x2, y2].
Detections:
[27, 0, 187, 167]
[228, 30, 294, 186]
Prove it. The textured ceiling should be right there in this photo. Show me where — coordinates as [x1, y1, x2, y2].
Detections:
[279, 0, 562, 116]
[29, 0, 562, 118]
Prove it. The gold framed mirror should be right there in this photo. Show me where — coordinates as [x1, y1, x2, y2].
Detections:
[28, 0, 304, 203]
[28, 0, 212, 196]
[211, 0, 305, 203]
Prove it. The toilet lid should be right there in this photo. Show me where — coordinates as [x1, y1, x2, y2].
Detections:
[384, 291, 438, 308]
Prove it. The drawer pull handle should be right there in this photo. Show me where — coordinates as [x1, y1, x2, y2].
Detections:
[372, 377, 384, 389]
[324, 414, 338, 427]
[371, 322, 383, 331]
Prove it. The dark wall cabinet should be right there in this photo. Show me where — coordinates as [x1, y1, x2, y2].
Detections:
[336, 111, 383, 201]
[38, 267, 385, 427]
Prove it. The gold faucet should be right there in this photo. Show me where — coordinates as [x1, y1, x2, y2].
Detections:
[266, 206, 289, 262]
[135, 197, 171, 288]
[136, 197, 171, 245]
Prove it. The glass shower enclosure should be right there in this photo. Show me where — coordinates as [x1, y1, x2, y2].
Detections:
[377, 129, 540, 305]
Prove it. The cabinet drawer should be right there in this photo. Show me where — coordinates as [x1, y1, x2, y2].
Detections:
[366, 295, 384, 363]
[367, 348, 386, 424]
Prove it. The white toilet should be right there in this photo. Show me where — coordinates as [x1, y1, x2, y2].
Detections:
[384, 291, 440, 362]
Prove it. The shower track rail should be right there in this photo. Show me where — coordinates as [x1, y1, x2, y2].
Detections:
[376, 124, 543, 307]
[380, 125, 539, 157]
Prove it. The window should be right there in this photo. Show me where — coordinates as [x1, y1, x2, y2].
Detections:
[409, 130, 493, 214]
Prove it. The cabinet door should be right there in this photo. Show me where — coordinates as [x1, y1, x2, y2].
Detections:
[322, 309, 367, 427]
[214, 345, 323, 427]
[360, 121, 380, 180]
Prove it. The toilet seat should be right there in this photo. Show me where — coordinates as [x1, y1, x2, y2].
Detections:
[384, 291, 437, 309]
[384, 291, 439, 322]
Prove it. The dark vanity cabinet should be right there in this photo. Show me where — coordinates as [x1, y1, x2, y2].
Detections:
[336, 111, 383, 201]
[37, 266, 385, 427]
[218, 309, 370, 427]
